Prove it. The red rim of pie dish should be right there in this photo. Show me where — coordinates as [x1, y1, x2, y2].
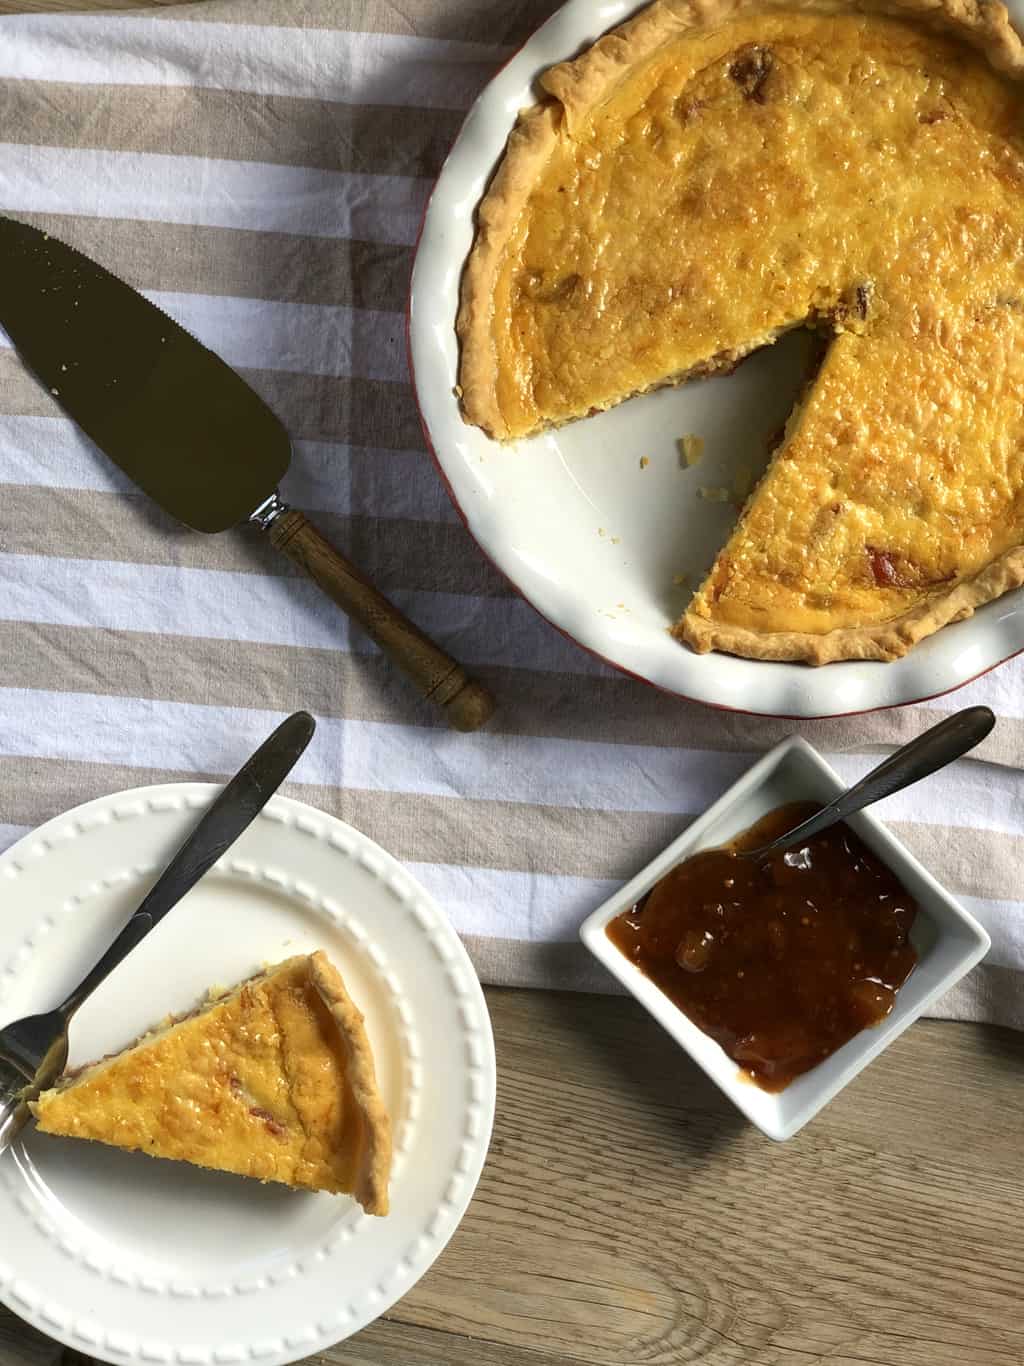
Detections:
[404, 33, 1022, 722]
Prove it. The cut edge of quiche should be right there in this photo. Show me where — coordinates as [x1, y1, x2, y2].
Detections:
[457, 0, 1024, 663]
[31, 951, 392, 1216]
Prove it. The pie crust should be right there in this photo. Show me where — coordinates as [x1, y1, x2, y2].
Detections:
[457, 0, 1024, 663]
[32, 952, 392, 1215]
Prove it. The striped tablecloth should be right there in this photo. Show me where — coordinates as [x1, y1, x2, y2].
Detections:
[0, 0, 1022, 1025]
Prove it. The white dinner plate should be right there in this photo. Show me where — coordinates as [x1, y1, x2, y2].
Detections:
[0, 784, 496, 1366]
[408, 0, 1024, 717]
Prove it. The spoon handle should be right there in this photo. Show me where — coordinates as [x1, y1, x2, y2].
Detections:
[759, 705, 995, 856]
[57, 711, 315, 1020]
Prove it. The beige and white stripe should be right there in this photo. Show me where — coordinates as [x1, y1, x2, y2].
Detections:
[0, 0, 1022, 1024]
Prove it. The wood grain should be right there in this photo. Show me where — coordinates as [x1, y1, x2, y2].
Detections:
[0, 0, 178, 9]
[3, 990, 1024, 1366]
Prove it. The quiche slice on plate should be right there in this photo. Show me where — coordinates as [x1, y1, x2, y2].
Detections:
[31, 952, 392, 1215]
[458, 0, 1024, 663]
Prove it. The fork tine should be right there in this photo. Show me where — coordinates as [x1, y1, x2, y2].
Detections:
[0, 1092, 31, 1155]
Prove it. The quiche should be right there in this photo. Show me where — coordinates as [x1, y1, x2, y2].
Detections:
[32, 952, 391, 1215]
[458, 0, 1024, 662]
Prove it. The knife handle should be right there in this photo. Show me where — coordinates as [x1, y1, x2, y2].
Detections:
[266, 509, 495, 732]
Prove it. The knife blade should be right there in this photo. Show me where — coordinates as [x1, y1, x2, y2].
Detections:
[0, 216, 494, 731]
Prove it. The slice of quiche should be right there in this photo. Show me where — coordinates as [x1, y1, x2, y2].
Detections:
[32, 952, 391, 1215]
[458, 0, 1024, 662]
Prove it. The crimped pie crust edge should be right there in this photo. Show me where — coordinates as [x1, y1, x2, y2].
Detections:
[456, 0, 1024, 662]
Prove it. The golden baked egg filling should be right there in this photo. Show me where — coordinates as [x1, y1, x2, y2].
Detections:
[458, 0, 1024, 662]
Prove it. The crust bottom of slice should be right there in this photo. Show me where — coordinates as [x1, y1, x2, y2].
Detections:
[308, 952, 392, 1216]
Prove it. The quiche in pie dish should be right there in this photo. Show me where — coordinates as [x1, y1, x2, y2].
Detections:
[458, 0, 1024, 663]
[31, 952, 392, 1215]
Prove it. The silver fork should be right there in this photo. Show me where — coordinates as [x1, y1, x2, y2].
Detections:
[0, 711, 315, 1156]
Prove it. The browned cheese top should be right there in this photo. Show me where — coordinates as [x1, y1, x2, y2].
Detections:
[465, 7, 1024, 642]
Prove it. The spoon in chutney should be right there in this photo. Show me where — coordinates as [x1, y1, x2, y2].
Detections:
[740, 705, 995, 861]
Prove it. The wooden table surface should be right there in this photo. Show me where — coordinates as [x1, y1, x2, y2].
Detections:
[2, 1, 1024, 1362]
[3, 989, 1024, 1366]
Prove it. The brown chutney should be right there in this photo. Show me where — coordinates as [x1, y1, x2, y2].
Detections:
[606, 802, 920, 1092]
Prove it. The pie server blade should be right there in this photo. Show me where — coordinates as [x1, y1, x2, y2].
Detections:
[0, 214, 286, 532]
[0, 216, 494, 730]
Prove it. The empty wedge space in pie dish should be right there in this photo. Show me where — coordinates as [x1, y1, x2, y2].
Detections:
[411, 0, 1024, 713]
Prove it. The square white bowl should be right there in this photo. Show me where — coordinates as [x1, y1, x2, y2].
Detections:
[579, 735, 991, 1140]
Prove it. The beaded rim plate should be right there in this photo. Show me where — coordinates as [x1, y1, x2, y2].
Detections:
[0, 783, 496, 1366]
[408, 0, 1024, 717]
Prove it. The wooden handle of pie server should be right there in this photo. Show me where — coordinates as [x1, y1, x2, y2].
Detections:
[267, 509, 495, 732]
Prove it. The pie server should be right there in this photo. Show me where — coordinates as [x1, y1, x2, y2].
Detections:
[0, 710, 315, 1157]
[0, 216, 494, 731]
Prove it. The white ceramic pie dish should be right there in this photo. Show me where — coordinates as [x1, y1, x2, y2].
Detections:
[408, 0, 1024, 717]
[578, 736, 991, 1139]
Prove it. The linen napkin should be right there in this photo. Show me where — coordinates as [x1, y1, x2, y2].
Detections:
[0, 0, 1021, 1028]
